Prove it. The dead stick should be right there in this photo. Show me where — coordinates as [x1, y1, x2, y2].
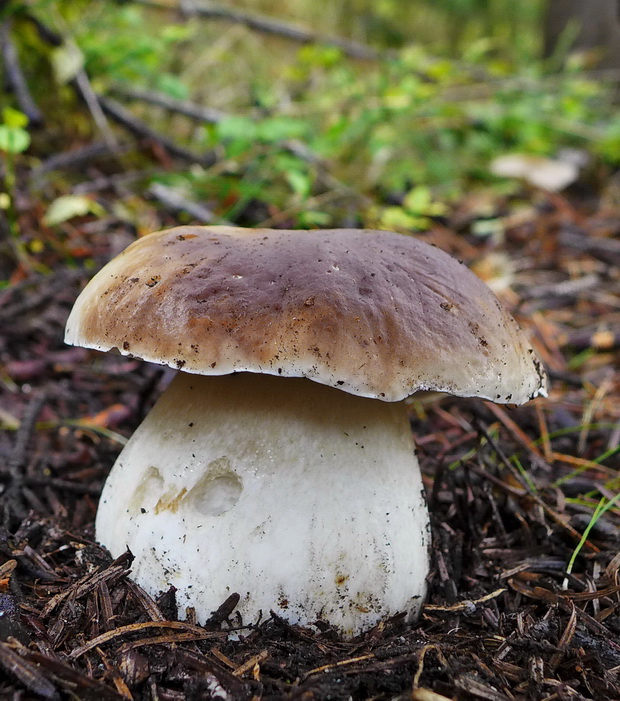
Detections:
[73, 68, 118, 148]
[111, 85, 324, 167]
[4, 392, 47, 526]
[99, 96, 216, 166]
[0, 20, 43, 125]
[131, 0, 384, 60]
[475, 424, 600, 553]
[33, 141, 130, 178]
[148, 182, 220, 224]
[8, 393, 46, 482]
[110, 85, 226, 124]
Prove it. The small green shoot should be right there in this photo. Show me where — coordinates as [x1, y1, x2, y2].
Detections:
[447, 425, 499, 471]
[533, 423, 617, 444]
[511, 455, 538, 493]
[554, 443, 620, 487]
[567, 347, 597, 371]
[0, 106, 31, 155]
[563, 492, 620, 588]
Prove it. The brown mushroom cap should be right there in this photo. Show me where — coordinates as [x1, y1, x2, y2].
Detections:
[65, 226, 546, 403]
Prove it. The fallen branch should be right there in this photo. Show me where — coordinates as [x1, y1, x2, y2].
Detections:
[148, 182, 222, 223]
[73, 65, 118, 148]
[130, 0, 385, 60]
[109, 85, 325, 166]
[71, 169, 155, 195]
[109, 85, 227, 124]
[32, 141, 131, 178]
[4, 392, 47, 527]
[559, 228, 620, 266]
[0, 20, 43, 125]
[126, 0, 492, 82]
[99, 96, 216, 166]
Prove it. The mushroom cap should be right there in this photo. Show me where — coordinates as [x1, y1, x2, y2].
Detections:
[65, 226, 546, 403]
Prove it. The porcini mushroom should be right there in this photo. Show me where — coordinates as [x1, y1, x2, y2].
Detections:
[65, 226, 546, 636]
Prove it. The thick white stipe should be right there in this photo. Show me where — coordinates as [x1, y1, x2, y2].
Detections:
[96, 372, 430, 636]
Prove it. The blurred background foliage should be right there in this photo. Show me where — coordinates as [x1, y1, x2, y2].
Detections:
[1, 0, 620, 258]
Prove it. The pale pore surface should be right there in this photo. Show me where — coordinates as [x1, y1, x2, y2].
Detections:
[96, 373, 430, 636]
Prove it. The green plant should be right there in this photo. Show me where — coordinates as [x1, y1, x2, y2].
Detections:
[72, 4, 192, 97]
[180, 41, 620, 226]
[374, 186, 448, 231]
[0, 107, 32, 270]
[10, 1, 620, 230]
[565, 492, 620, 581]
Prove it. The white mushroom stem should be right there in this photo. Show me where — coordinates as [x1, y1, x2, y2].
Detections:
[96, 372, 430, 637]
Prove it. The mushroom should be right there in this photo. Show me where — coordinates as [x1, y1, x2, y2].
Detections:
[65, 226, 546, 636]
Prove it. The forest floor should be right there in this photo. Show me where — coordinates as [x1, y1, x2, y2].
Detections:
[0, 183, 619, 700]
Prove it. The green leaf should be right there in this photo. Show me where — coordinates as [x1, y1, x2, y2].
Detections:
[404, 186, 447, 216]
[379, 206, 420, 230]
[0, 125, 30, 154]
[157, 73, 189, 100]
[256, 117, 308, 143]
[216, 116, 257, 143]
[2, 107, 28, 129]
[161, 24, 191, 43]
[298, 45, 342, 68]
[44, 195, 104, 226]
[404, 186, 432, 213]
[286, 170, 311, 198]
[298, 210, 331, 227]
